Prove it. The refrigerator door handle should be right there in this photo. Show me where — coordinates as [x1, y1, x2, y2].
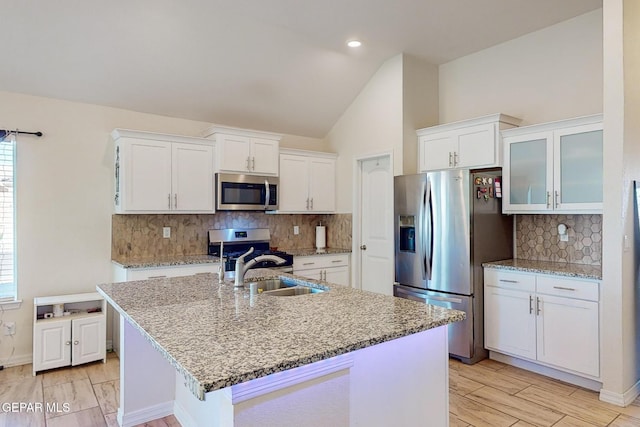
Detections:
[420, 179, 432, 281]
[425, 179, 433, 281]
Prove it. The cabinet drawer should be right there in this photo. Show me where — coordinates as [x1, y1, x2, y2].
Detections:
[536, 276, 599, 302]
[293, 254, 349, 270]
[485, 269, 535, 292]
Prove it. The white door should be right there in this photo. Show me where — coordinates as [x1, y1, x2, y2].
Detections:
[172, 143, 214, 212]
[279, 155, 310, 212]
[536, 294, 599, 377]
[484, 286, 537, 360]
[124, 139, 172, 211]
[34, 319, 71, 371]
[250, 138, 279, 175]
[358, 155, 393, 295]
[309, 158, 336, 212]
[219, 134, 251, 172]
[72, 316, 106, 366]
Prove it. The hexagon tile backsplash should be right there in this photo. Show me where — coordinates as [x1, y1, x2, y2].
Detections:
[515, 214, 601, 265]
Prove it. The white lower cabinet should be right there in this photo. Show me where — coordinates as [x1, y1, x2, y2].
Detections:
[33, 293, 106, 375]
[293, 254, 350, 286]
[484, 269, 599, 379]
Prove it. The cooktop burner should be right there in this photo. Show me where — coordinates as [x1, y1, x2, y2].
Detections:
[207, 228, 293, 271]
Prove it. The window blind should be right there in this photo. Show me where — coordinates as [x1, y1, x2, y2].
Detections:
[0, 135, 15, 300]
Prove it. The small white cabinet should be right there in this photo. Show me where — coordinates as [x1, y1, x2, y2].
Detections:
[293, 253, 350, 286]
[33, 293, 106, 375]
[484, 269, 600, 379]
[417, 114, 520, 172]
[113, 129, 215, 214]
[202, 125, 281, 176]
[502, 114, 603, 214]
[279, 149, 337, 213]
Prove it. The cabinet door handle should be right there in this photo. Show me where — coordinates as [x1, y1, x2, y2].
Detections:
[148, 275, 167, 279]
[73, 340, 79, 345]
[323, 270, 327, 280]
[529, 295, 533, 314]
[306, 198, 310, 210]
[302, 262, 315, 266]
[331, 260, 343, 263]
[553, 286, 576, 291]
[168, 193, 171, 209]
[310, 198, 313, 210]
[319, 271, 323, 280]
[546, 191, 551, 208]
[448, 152, 453, 167]
[499, 279, 519, 284]
[454, 151, 459, 166]
[174, 194, 178, 209]
[536, 297, 541, 315]
[555, 190, 560, 208]
[65, 341, 71, 346]
[252, 157, 255, 171]
[246, 157, 251, 171]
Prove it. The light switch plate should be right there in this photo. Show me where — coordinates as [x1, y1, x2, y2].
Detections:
[163, 227, 171, 238]
[293, 226, 300, 235]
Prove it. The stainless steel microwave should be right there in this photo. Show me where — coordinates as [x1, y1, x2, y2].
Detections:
[215, 173, 278, 211]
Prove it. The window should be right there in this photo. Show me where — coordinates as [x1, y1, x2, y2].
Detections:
[0, 133, 15, 301]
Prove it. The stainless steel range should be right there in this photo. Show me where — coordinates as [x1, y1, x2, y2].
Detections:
[207, 228, 293, 274]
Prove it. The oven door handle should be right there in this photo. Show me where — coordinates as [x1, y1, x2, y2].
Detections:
[264, 179, 270, 210]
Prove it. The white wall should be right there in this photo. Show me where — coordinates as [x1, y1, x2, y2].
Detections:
[325, 53, 439, 212]
[439, 9, 603, 125]
[0, 91, 324, 365]
[601, 0, 640, 403]
[402, 55, 439, 175]
[325, 54, 404, 213]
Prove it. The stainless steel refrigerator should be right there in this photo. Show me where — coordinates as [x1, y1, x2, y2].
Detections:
[393, 169, 513, 364]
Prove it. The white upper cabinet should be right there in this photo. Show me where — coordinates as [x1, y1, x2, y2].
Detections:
[502, 114, 603, 214]
[417, 114, 521, 172]
[278, 149, 337, 213]
[112, 129, 215, 214]
[202, 125, 281, 176]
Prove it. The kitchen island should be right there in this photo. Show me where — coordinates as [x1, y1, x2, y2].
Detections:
[97, 269, 464, 427]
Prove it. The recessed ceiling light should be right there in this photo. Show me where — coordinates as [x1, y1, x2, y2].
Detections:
[347, 40, 362, 48]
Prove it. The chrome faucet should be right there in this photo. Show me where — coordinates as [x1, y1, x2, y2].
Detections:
[234, 247, 286, 288]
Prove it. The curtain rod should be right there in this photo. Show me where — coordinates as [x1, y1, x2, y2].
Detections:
[0, 129, 43, 142]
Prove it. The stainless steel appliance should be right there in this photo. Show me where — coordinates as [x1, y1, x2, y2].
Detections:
[215, 173, 278, 211]
[208, 228, 293, 274]
[393, 169, 513, 364]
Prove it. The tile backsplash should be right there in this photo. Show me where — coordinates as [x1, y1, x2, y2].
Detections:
[515, 214, 601, 265]
[112, 213, 352, 260]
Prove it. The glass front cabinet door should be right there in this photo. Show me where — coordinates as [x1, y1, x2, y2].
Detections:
[502, 115, 603, 214]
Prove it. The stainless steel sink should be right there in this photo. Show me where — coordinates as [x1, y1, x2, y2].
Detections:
[248, 277, 325, 297]
[261, 286, 321, 296]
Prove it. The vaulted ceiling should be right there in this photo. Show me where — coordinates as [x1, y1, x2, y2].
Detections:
[1, 0, 602, 138]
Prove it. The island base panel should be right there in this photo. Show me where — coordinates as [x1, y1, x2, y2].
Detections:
[119, 316, 175, 427]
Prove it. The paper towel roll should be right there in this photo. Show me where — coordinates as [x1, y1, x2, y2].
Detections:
[316, 225, 326, 249]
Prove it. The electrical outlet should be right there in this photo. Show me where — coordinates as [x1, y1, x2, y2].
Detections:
[293, 226, 299, 235]
[163, 227, 171, 238]
[4, 322, 15, 336]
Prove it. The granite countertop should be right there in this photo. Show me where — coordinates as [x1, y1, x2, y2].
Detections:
[281, 247, 352, 256]
[112, 254, 220, 269]
[483, 259, 602, 280]
[97, 269, 464, 400]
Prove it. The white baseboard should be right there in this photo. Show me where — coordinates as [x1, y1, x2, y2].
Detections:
[173, 400, 196, 427]
[489, 352, 602, 391]
[600, 378, 640, 407]
[0, 352, 31, 368]
[117, 401, 173, 427]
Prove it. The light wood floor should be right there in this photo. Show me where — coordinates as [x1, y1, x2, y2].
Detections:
[1, 353, 639, 426]
[449, 358, 640, 426]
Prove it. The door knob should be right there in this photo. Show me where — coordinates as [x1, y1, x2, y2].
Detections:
[360, 245, 367, 250]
